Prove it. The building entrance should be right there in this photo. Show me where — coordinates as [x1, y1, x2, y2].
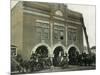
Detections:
[30, 45, 50, 70]
[35, 45, 48, 58]
[53, 46, 64, 67]
[68, 47, 79, 65]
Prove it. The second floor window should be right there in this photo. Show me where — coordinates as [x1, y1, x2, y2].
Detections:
[36, 22, 50, 40]
[68, 31, 77, 42]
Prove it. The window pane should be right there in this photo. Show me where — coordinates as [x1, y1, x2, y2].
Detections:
[54, 30, 58, 39]
[36, 27, 41, 32]
[73, 32, 76, 41]
[11, 48, 16, 56]
[44, 32, 48, 39]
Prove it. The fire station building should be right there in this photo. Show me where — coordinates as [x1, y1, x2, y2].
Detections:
[11, 1, 84, 60]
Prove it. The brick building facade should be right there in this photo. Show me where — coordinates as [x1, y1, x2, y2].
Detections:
[11, 1, 84, 60]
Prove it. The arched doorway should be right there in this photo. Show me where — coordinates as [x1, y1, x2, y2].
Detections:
[35, 45, 48, 58]
[30, 45, 49, 63]
[30, 45, 50, 70]
[53, 46, 64, 66]
[68, 47, 79, 65]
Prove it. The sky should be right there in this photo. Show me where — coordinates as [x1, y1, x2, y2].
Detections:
[67, 4, 96, 48]
[11, 1, 96, 48]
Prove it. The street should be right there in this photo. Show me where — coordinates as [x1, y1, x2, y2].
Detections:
[38, 65, 96, 73]
[11, 65, 95, 75]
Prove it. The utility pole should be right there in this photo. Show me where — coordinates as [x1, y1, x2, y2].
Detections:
[80, 17, 91, 55]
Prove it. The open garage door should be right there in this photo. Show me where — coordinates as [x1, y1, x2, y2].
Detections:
[68, 47, 79, 65]
[35, 45, 48, 58]
[30, 45, 50, 71]
[53, 46, 64, 67]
